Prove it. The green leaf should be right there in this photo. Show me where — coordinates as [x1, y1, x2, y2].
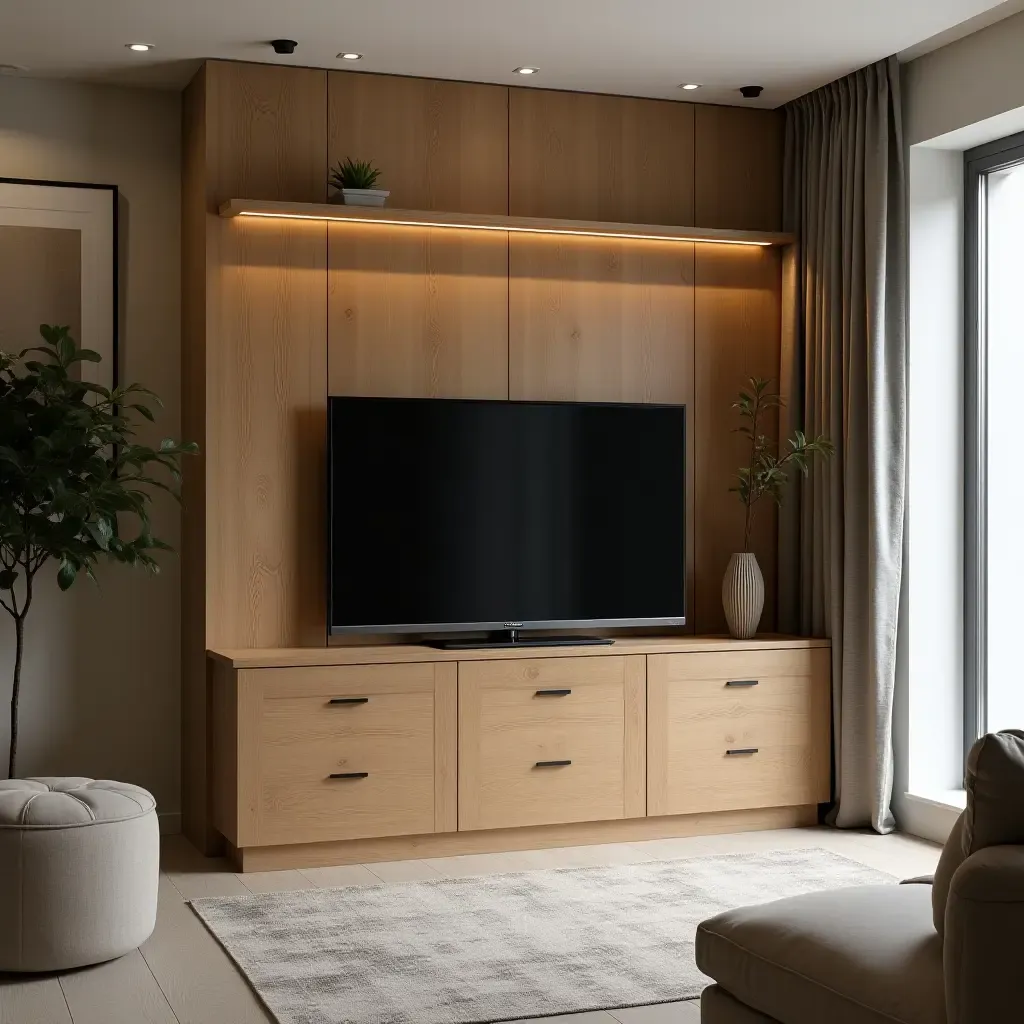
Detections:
[0, 324, 196, 594]
[0, 569, 17, 590]
[57, 560, 78, 591]
[129, 403, 155, 422]
[66, 348, 102, 364]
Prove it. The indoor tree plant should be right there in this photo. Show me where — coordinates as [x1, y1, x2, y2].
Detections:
[328, 157, 390, 207]
[0, 325, 196, 778]
[725, 376, 833, 639]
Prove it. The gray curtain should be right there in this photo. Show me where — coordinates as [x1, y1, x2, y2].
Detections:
[780, 57, 906, 833]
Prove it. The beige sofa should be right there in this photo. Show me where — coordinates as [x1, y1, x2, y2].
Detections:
[695, 731, 1024, 1024]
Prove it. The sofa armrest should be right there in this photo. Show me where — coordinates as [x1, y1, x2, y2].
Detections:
[944, 844, 1024, 1024]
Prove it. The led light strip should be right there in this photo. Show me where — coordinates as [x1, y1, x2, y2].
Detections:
[233, 209, 773, 247]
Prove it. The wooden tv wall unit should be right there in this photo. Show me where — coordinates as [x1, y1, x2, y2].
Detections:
[210, 638, 830, 871]
[183, 59, 816, 857]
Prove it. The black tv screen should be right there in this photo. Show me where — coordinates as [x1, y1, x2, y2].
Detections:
[328, 397, 686, 635]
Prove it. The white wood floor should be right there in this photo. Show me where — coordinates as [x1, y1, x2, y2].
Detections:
[0, 826, 941, 1024]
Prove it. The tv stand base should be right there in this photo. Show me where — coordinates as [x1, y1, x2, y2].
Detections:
[426, 630, 615, 651]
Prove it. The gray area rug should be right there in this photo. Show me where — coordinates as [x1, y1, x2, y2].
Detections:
[192, 848, 894, 1024]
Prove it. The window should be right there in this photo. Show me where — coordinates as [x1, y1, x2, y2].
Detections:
[965, 132, 1024, 746]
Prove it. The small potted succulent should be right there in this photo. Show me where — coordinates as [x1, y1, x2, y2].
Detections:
[328, 158, 390, 207]
[724, 377, 833, 639]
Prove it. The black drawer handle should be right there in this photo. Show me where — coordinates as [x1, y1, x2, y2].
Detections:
[328, 697, 369, 705]
[726, 748, 759, 756]
[535, 759, 572, 768]
[535, 688, 572, 697]
[726, 680, 759, 688]
[329, 771, 370, 779]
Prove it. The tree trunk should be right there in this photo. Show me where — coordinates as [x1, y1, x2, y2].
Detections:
[8, 616, 23, 779]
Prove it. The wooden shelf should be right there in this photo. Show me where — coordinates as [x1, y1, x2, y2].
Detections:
[219, 199, 794, 248]
[208, 634, 829, 670]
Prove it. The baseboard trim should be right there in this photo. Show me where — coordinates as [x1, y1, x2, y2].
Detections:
[158, 811, 182, 835]
[233, 805, 819, 872]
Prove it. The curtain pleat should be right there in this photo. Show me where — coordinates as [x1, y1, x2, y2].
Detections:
[780, 57, 906, 833]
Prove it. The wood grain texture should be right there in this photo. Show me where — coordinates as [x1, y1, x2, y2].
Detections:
[207, 215, 328, 648]
[509, 89, 694, 224]
[251, 664, 440, 846]
[434, 663, 459, 833]
[210, 662, 238, 844]
[695, 106, 784, 232]
[328, 223, 508, 398]
[236, 805, 819, 871]
[206, 61, 328, 205]
[508, 236, 695, 404]
[694, 244, 783, 633]
[221, 200, 793, 247]
[235, 669, 262, 847]
[647, 648, 831, 816]
[209, 635, 830, 669]
[509, 234, 695, 624]
[224, 663, 455, 847]
[328, 72, 508, 213]
[623, 655, 647, 819]
[459, 657, 632, 831]
[183, 61, 329, 848]
[778, 242, 800, 634]
[257, 693, 435, 846]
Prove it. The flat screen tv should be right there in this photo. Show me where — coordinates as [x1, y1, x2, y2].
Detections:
[328, 397, 686, 641]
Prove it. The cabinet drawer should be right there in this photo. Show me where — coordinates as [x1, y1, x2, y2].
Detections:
[237, 663, 456, 846]
[647, 649, 831, 816]
[458, 656, 646, 831]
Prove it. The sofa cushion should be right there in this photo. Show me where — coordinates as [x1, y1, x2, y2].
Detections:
[695, 883, 944, 1024]
[963, 730, 1024, 854]
[932, 811, 966, 936]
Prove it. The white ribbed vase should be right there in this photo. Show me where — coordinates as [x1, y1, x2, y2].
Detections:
[722, 552, 764, 640]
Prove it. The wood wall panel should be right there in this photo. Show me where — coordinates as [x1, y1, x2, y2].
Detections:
[328, 72, 508, 214]
[208, 217, 328, 649]
[206, 62, 328, 205]
[184, 60, 789, 846]
[328, 225, 508, 398]
[509, 90, 694, 225]
[508, 234, 695, 628]
[694, 106, 784, 232]
[204, 60, 329, 653]
[184, 61, 329, 848]
[694, 244, 782, 634]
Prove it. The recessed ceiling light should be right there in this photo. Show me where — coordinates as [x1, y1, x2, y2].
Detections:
[514, 66, 539, 76]
[679, 83, 701, 91]
[337, 52, 363, 60]
[126, 43, 154, 52]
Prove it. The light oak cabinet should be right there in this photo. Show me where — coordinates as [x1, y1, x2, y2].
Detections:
[647, 648, 832, 816]
[209, 638, 830, 870]
[458, 656, 646, 830]
[212, 662, 457, 847]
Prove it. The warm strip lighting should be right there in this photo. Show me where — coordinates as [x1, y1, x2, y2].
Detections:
[233, 210, 772, 246]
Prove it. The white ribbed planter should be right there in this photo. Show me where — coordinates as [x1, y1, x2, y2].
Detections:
[722, 552, 764, 639]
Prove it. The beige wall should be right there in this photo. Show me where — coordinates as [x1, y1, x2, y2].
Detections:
[0, 77, 182, 827]
[904, 8, 1024, 146]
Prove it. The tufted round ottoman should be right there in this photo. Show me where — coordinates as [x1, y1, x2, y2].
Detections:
[0, 777, 160, 972]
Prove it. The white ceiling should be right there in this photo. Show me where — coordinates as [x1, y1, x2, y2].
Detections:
[2, 0, 1024, 105]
